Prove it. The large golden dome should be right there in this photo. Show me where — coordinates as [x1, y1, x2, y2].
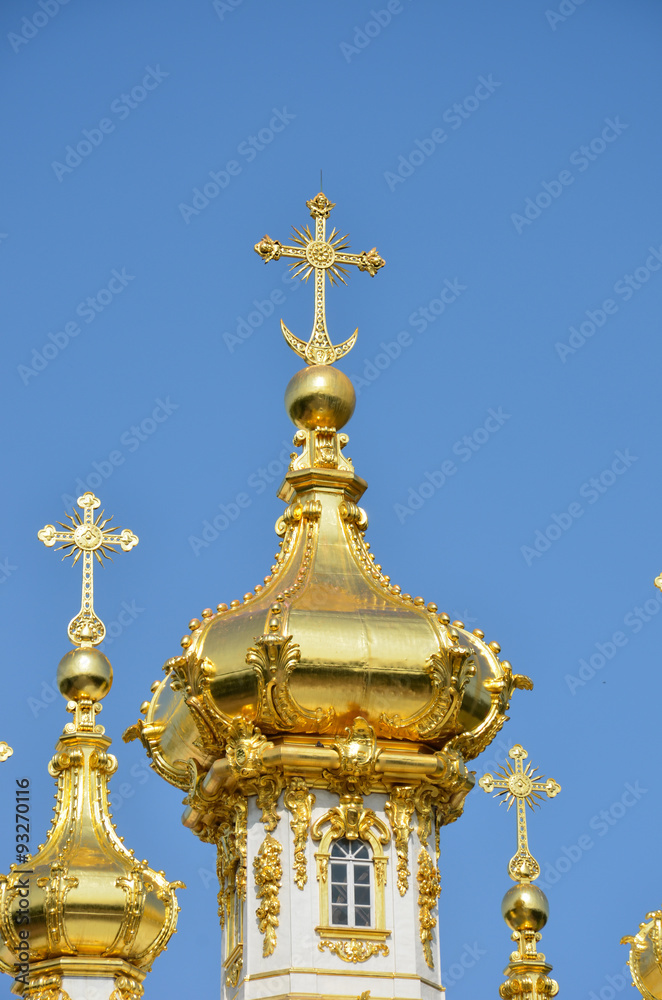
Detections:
[127, 363, 532, 794]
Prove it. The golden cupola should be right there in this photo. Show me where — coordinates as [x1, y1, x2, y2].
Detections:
[126, 190, 532, 820]
[0, 494, 183, 1000]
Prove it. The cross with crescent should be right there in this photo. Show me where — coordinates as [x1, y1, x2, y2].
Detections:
[38, 491, 138, 646]
[254, 191, 385, 366]
[479, 744, 560, 882]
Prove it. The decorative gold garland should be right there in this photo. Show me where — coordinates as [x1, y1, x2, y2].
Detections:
[254, 834, 283, 957]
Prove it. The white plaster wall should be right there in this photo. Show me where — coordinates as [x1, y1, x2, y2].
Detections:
[224, 788, 445, 1000]
[61, 976, 115, 1000]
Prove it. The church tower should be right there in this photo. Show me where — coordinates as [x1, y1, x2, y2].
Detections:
[126, 190, 533, 998]
[0, 494, 182, 1000]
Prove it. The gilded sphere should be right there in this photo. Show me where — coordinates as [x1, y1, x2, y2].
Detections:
[285, 365, 356, 430]
[501, 882, 549, 932]
[57, 647, 113, 701]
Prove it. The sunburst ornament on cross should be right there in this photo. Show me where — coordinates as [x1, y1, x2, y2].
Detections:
[38, 491, 138, 647]
[479, 744, 560, 883]
[254, 191, 385, 366]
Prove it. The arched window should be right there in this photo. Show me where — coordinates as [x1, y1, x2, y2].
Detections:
[329, 837, 372, 928]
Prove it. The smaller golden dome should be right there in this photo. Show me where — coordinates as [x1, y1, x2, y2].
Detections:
[0, 665, 183, 995]
[285, 365, 355, 430]
[57, 646, 112, 701]
[501, 882, 549, 932]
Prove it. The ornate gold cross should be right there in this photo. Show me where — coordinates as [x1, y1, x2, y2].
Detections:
[479, 744, 560, 882]
[254, 191, 385, 366]
[38, 491, 138, 646]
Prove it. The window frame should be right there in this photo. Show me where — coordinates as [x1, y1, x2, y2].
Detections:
[329, 836, 373, 928]
[314, 826, 390, 949]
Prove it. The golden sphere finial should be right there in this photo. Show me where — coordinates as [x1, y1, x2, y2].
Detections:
[501, 881, 549, 933]
[284, 365, 356, 430]
[57, 647, 113, 701]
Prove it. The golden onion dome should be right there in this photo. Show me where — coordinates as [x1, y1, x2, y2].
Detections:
[0, 623, 182, 997]
[127, 365, 532, 792]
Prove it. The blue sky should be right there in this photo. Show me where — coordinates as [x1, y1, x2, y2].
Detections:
[2, 1, 662, 996]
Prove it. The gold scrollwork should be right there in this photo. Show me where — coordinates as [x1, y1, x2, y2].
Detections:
[378, 646, 475, 742]
[105, 864, 152, 956]
[283, 777, 315, 890]
[385, 786, 415, 896]
[319, 938, 389, 963]
[254, 834, 283, 957]
[311, 794, 390, 847]
[448, 660, 533, 763]
[333, 717, 378, 779]
[622, 910, 662, 1000]
[224, 943, 244, 988]
[109, 976, 144, 1000]
[417, 848, 441, 970]
[24, 974, 73, 1000]
[247, 633, 335, 734]
[36, 861, 79, 954]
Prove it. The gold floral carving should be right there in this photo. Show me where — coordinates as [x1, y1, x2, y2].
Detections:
[417, 848, 441, 969]
[253, 834, 283, 957]
[378, 646, 475, 742]
[385, 787, 415, 895]
[319, 938, 389, 963]
[283, 777, 315, 889]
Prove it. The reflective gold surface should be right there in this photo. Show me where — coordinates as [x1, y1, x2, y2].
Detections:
[129, 437, 531, 787]
[285, 365, 356, 431]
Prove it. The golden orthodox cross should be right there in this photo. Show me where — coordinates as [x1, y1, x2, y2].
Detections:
[254, 191, 385, 366]
[479, 744, 560, 882]
[38, 491, 138, 646]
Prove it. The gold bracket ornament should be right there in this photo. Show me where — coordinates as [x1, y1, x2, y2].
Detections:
[254, 191, 385, 365]
[38, 492, 138, 646]
[283, 777, 315, 890]
[23, 974, 73, 1000]
[385, 787, 416, 896]
[479, 744, 560, 882]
